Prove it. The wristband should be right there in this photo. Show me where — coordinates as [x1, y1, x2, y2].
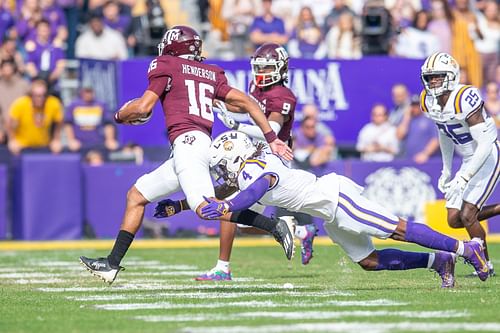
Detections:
[114, 112, 124, 124]
[264, 130, 278, 143]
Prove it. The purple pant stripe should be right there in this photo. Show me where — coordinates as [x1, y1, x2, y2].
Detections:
[339, 192, 399, 225]
[337, 200, 395, 234]
[475, 141, 500, 207]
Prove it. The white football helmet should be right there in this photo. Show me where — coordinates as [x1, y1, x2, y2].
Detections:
[421, 52, 460, 97]
[209, 131, 256, 185]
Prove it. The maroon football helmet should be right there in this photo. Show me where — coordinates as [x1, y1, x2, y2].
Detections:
[157, 25, 203, 61]
[251, 43, 289, 88]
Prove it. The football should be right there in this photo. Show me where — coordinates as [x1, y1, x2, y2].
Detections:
[129, 111, 153, 125]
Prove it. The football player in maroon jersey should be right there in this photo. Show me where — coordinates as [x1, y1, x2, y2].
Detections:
[79, 27, 295, 284]
[154, 43, 319, 281]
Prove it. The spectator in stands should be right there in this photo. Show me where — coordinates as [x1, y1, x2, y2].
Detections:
[15, 0, 43, 42]
[0, 37, 25, 74]
[249, 0, 288, 50]
[64, 84, 119, 163]
[88, 0, 134, 11]
[25, 19, 66, 89]
[325, 11, 362, 59]
[474, 0, 499, 85]
[102, 0, 131, 35]
[128, 0, 166, 56]
[6, 79, 63, 155]
[484, 82, 500, 129]
[222, 0, 262, 58]
[301, 103, 335, 140]
[388, 0, 420, 30]
[356, 103, 398, 162]
[427, 0, 482, 87]
[396, 95, 439, 163]
[388, 83, 410, 126]
[323, 0, 356, 34]
[288, 6, 326, 59]
[293, 115, 335, 169]
[0, 60, 30, 144]
[56, 0, 79, 58]
[0, 0, 14, 44]
[75, 13, 128, 60]
[41, 0, 68, 46]
[394, 10, 440, 58]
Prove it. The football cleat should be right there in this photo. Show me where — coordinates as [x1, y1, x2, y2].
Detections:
[462, 238, 489, 281]
[79, 256, 124, 285]
[432, 251, 456, 288]
[195, 268, 232, 281]
[271, 216, 296, 260]
[301, 224, 318, 265]
[468, 262, 496, 278]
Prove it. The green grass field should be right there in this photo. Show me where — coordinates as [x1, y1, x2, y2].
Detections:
[1, 239, 500, 333]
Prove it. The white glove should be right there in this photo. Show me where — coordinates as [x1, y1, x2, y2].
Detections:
[215, 101, 239, 130]
[444, 173, 469, 201]
[438, 170, 451, 194]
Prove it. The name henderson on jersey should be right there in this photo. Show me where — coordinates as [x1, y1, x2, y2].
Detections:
[181, 63, 217, 82]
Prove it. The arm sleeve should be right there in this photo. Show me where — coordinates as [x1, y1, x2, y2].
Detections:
[228, 176, 270, 212]
[462, 122, 496, 179]
[438, 128, 454, 173]
[214, 69, 232, 101]
[238, 121, 282, 141]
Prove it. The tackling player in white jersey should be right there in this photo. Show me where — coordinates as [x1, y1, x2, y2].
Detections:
[200, 131, 491, 287]
[420, 52, 500, 276]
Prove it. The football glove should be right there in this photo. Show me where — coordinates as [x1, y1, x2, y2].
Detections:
[215, 101, 239, 130]
[444, 173, 469, 202]
[201, 196, 231, 219]
[438, 169, 451, 194]
[154, 199, 183, 218]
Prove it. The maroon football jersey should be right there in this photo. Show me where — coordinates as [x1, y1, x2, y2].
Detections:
[147, 55, 232, 143]
[249, 82, 296, 142]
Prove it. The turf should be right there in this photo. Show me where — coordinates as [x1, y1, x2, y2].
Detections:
[1, 240, 499, 333]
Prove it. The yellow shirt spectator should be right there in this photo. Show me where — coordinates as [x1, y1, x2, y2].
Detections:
[9, 95, 63, 148]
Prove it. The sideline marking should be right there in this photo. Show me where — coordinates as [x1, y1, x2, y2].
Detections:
[3, 234, 500, 251]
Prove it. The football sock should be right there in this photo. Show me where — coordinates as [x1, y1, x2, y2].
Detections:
[427, 252, 435, 269]
[375, 249, 429, 270]
[456, 241, 465, 256]
[108, 230, 135, 268]
[230, 210, 276, 233]
[295, 225, 308, 240]
[215, 260, 230, 273]
[404, 222, 458, 253]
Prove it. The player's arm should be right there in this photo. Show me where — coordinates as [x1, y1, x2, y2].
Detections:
[461, 109, 496, 180]
[114, 90, 158, 124]
[201, 175, 275, 219]
[237, 112, 284, 141]
[154, 183, 239, 218]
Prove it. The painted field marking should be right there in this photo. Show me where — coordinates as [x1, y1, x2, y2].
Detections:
[94, 300, 297, 310]
[134, 310, 468, 323]
[326, 299, 407, 306]
[180, 322, 500, 333]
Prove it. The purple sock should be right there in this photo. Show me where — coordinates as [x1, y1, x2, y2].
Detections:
[405, 222, 457, 252]
[375, 249, 429, 270]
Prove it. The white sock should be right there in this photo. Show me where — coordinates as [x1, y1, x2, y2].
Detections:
[295, 225, 308, 240]
[215, 259, 230, 273]
[427, 253, 435, 269]
[487, 261, 494, 269]
[456, 241, 465, 256]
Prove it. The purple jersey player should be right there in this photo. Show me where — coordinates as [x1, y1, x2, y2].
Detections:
[79, 26, 295, 284]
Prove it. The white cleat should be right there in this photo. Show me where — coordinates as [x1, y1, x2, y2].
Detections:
[79, 256, 124, 285]
[272, 216, 296, 260]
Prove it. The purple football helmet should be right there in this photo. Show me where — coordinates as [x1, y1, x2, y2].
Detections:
[251, 43, 289, 88]
[158, 25, 203, 62]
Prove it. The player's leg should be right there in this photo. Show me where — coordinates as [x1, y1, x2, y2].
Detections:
[335, 176, 489, 281]
[323, 221, 455, 287]
[80, 157, 182, 284]
[195, 220, 236, 281]
[478, 203, 500, 221]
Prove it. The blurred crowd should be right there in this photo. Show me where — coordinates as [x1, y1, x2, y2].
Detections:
[0, 0, 498, 167]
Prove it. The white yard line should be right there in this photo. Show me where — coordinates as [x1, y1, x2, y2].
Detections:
[326, 299, 407, 306]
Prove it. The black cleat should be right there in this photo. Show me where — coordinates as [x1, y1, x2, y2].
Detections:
[79, 256, 124, 285]
[271, 216, 296, 260]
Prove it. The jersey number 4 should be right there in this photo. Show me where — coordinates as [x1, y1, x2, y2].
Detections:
[185, 79, 214, 121]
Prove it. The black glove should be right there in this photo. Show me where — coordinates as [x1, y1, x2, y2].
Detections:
[154, 199, 183, 218]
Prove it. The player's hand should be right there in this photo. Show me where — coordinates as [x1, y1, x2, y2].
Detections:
[444, 173, 469, 201]
[438, 170, 451, 194]
[154, 199, 183, 218]
[269, 139, 293, 161]
[201, 196, 231, 219]
[215, 101, 239, 130]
